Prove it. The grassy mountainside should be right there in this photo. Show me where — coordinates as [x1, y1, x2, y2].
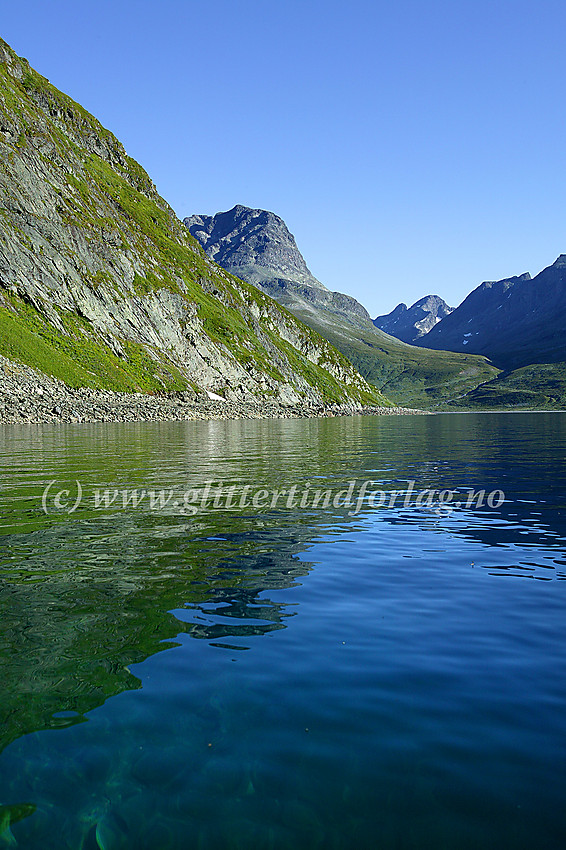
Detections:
[449, 362, 566, 410]
[186, 207, 501, 410]
[287, 307, 500, 409]
[0, 38, 387, 407]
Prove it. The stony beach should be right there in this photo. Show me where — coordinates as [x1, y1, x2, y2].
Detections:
[0, 357, 421, 425]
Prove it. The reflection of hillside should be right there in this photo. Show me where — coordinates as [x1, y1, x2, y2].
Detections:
[0, 511, 320, 754]
[1, 412, 565, 752]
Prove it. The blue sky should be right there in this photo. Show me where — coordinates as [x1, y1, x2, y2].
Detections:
[3, 0, 566, 314]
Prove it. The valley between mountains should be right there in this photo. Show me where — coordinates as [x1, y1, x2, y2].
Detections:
[187, 206, 566, 410]
[1, 34, 563, 419]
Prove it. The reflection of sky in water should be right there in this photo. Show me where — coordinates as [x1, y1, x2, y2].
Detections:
[0, 413, 565, 848]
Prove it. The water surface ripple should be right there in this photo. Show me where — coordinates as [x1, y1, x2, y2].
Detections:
[0, 413, 565, 848]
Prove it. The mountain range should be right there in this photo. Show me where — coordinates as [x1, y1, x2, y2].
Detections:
[2, 33, 563, 414]
[187, 206, 566, 409]
[413, 259, 565, 368]
[185, 207, 499, 409]
[0, 37, 386, 410]
[373, 296, 453, 344]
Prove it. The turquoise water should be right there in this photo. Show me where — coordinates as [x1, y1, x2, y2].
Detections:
[0, 413, 565, 849]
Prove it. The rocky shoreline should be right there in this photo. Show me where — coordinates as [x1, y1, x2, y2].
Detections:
[0, 357, 422, 425]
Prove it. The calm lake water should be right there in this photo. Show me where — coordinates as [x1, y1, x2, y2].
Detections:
[0, 412, 565, 849]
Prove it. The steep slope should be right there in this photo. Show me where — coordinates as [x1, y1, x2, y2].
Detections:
[0, 38, 386, 408]
[186, 207, 499, 408]
[290, 313, 499, 409]
[373, 295, 453, 343]
[409, 258, 566, 409]
[417, 259, 566, 368]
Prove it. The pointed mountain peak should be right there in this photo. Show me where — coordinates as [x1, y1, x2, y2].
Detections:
[373, 295, 452, 343]
[184, 206, 328, 291]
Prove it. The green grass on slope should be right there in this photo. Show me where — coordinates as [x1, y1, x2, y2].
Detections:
[450, 362, 566, 409]
[0, 46, 387, 406]
[0, 304, 188, 392]
[288, 310, 500, 409]
[262, 331, 386, 406]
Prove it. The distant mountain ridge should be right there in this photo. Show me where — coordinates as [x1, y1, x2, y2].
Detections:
[374, 295, 453, 344]
[416, 257, 566, 368]
[185, 205, 327, 291]
[186, 204, 566, 409]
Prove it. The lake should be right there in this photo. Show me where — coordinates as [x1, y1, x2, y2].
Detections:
[0, 412, 565, 849]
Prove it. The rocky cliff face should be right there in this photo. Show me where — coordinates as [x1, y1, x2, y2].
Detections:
[0, 38, 386, 408]
[185, 206, 372, 326]
[416, 260, 566, 368]
[186, 205, 326, 291]
[186, 204, 565, 408]
[373, 295, 453, 343]
[186, 206, 499, 409]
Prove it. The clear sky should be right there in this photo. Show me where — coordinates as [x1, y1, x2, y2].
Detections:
[2, 0, 566, 315]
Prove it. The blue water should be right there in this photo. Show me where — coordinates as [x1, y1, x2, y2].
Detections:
[0, 413, 565, 848]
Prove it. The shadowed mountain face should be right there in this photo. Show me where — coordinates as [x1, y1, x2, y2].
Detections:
[373, 295, 453, 344]
[185, 207, 499, 409]
[417, 258, 566, 369]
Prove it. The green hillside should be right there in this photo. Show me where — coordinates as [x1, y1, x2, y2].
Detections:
[0, 37, 387, 407]
[289, 309, 500, 409]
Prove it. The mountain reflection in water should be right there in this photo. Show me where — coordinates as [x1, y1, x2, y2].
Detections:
[0, 413, 565, 849]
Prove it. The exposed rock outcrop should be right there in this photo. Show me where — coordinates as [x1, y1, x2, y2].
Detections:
[0, 354, 417, 424]
[185, 206, 499, 409]
[185, 206, 372, 326]
[0, 38, 387, 409]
